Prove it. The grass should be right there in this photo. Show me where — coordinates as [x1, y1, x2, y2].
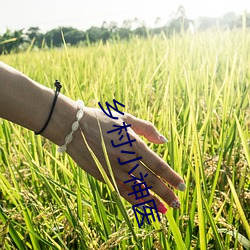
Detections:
[0, 29, 250, 249]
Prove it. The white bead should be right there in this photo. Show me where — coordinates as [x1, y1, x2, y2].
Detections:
[65, 133, 73, 144]
[57, 100, 85, 154]
[76, 109, 84, 120]
[72, 121, 79, 131]
[57, 145, 67, 153]
[76, 100, 84, 108]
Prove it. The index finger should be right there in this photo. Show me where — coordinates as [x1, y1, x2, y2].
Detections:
[124, 113, 167, 144]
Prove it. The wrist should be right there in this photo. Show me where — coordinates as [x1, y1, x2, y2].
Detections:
[42, 93, 79, 146]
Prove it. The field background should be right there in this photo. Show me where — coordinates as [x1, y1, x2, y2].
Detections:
[0, 30, 250, 249]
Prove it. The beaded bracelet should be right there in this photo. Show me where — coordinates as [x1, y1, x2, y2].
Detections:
[57, 100, 85, 153]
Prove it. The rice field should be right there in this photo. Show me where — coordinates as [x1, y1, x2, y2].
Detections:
[0, 29, 250, 249]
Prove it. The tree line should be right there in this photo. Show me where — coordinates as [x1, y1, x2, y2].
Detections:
[0, 11, 249, 54]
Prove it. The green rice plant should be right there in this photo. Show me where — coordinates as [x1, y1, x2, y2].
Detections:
[0, 29, 249, 249]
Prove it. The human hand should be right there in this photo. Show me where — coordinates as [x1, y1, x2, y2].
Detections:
[66, 107, 186, 213]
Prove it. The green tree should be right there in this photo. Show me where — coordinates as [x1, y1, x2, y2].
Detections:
[0, 29, 29, 54]
[27, 27, 43, 47]
[45, 27, 85, 47]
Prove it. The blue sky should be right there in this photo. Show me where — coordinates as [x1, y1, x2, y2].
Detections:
[0, 0, 249, 33]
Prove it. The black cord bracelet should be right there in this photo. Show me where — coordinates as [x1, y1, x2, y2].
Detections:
[35, 80, 62, 135]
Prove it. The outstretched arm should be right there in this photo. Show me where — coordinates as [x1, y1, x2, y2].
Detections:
[0, 61, 186, 213]
[0, 61, 78, 146]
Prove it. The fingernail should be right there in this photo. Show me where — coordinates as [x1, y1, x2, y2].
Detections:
[177, 182, 186, 191]
[170, 199, 180, 209]
[157, 203, 168, 214]
[158, 134, 168, 143]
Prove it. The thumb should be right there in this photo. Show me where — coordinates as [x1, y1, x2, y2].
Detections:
[123, 113, 168, 144]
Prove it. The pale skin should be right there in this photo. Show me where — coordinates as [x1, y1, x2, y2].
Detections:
[0, 61, 186, 214]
